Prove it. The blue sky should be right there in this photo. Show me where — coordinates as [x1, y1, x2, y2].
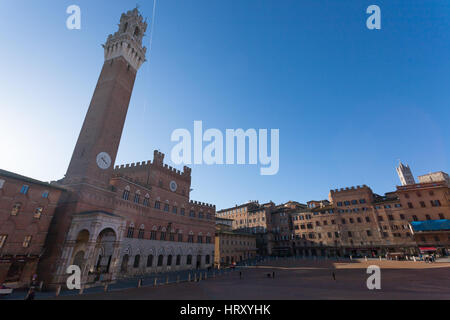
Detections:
[0, 0, 449, 209]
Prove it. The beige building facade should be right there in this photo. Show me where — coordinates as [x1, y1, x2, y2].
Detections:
[214, 218, 257, 267]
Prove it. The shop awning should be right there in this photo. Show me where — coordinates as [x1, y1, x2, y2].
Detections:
[419, 247, 437, 252]
[411, 220, 450, 232]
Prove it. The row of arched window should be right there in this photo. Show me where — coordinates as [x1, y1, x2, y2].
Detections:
[121, 187, 213, 220]
[126, 226, 212, 244]
[123, 254, 211, 271]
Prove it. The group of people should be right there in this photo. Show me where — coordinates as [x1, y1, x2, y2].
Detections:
[423, 254, 436, 263]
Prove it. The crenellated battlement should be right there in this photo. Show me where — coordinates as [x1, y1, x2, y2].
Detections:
[114, 150, 192, 179]
[153, 150, 191, 178]
[114, 160, 152, 171]
[153, 150, 165, 166]
[183, 166, 192, 177]
[330, 185, 370, 194]
[163, 164, 183, 175]
[190, 200, 216, 209]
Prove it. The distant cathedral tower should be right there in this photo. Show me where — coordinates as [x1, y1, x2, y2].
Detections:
[396, 161, 416, 186]
[63, 8, 147, 188]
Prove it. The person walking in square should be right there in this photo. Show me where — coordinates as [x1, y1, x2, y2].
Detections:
[25, 287, 35, 301]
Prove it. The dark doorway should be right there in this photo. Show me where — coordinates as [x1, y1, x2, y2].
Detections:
[6, 260, 26, 283]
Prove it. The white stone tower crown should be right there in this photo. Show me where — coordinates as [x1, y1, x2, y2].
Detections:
[103, 8, 148, 71]
[396, 161, 416, 186]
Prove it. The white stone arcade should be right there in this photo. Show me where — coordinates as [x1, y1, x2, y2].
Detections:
[54, 211, 126, 286]
[54, 211, 214, 287]
[118, 238, 214, 277]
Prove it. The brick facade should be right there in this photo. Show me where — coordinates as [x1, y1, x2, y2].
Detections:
[35, 9, 215, 288]
[0, 170, 64, 287]
[219, 179, 450, 258]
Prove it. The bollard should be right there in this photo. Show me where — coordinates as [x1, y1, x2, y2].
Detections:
[365, 256, 368, 262]
[154, 277, 157, 287]
[188, 273, 191, 282]
[79, 286, 84, 295]
[104, 283, 108, 292]
[413, 256, 416, 262]
[138, 279, 142, 288]
[194, 273, 198, 282]
[379, 256, 382, 261]
[166, 276, 169, 285]
[39, 281, 44, 291]
[55, 285, 61, 297]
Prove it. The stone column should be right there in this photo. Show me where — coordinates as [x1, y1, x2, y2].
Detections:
[109, 241, 122, 281]
[81, 241, 97, 284]
[54, 241, 76, 284]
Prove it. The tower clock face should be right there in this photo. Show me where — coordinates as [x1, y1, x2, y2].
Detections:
[96, 152, 112, 170]
[169, 181, 178, 192]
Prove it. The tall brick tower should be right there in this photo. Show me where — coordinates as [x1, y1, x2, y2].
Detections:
[63, 8, 147, 189]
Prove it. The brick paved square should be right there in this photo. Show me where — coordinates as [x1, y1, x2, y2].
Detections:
[52, 259, 450, 300]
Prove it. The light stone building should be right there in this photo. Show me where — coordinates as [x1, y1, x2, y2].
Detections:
[396, 161, 416, 186]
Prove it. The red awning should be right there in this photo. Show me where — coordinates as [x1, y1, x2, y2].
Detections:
[419, 247, 437, 251]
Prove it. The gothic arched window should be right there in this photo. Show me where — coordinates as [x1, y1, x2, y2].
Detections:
[123, 186, 130, 200]
[127, 224, 135, 238]
[147, 255, 153, 267]
[133, 255, 141, 268]
[138, 227, 145, 239]
[157, 255, 164, 266]
[121, 255, 129, 273]
[143, 194, 150, 207]
[134, 191, 140, 204]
